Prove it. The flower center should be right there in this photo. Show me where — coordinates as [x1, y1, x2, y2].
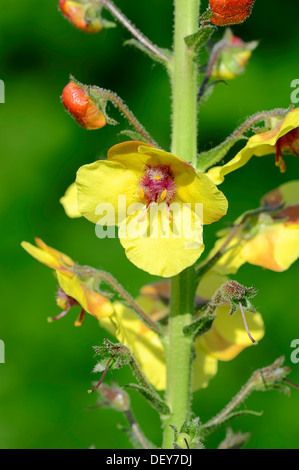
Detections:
[139, 165, 176, 205]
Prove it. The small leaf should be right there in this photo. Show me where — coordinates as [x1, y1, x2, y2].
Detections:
[185, 25, 215, 50]
[183, 314, 216, 338]
[125, 383, 170, 415]
[197, 135, 247, 172]
[169, 424, 178, 442]
[198, 8, 213, 25]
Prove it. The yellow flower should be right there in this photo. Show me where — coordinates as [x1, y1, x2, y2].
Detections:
[76, 141, 228, 277]
[207, 108, 299, 185]
[137, 270, 264, 391]
[21, 238, 114, 324]
[210, 181, 299, 274]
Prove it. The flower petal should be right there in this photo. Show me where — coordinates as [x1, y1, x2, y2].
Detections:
[21, 239, 74, 272]
[176, 171, 228, 224]
[99, 299, 166, 390]
[192, 344, 218, 391]
[108, 141, 195, 176]
[76, 160, 140, 224]
[119, 204, 205, 277]
[207, 109, 299, 185]
[60, 182, 82, 218]
[57, 272, 114, 319]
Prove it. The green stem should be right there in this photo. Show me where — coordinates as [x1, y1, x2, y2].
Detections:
[162, 268, 196, 448]
[171, 0, 199, 167]
[162, 0, 200, 448]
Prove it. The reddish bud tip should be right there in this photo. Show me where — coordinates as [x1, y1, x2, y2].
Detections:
[62, 82, 106, 130]
[59, 0, 104, 33]
[209, 0, 256, 26]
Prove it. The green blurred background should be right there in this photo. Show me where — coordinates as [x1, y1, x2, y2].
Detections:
[0, 0, 299, 449]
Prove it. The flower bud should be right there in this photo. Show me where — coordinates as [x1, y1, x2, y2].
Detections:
[59, 0, 104, 33]
[212, 29, 258, 79]
[99, 384, 130, 412]
[209, 0, 256, 26]
[62, 81, 106, 130]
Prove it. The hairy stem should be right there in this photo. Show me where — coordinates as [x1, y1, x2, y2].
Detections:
[100, 89, 159, 146]
[162, 0, 200, 449]
[95, 0, 170, 63]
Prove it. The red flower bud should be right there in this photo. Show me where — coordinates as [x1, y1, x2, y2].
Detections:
[62, 81, 106, 130]
[209, 0, 256, 26]
[59, 0, 104, 33]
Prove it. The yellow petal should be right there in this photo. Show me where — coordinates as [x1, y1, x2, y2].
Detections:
[209, 233, 247, 275]
[176, 171, 228, 224]
[119, 203, 205, 277]
[242, 223, 299, 272]
[207, 109, 299, 185]
[108, 141, 196, 176]
[21, 239, 73, 272]
[192, 344, 218, 391]
[34, 238, 74, 267]
[60, 182, 82, 218]
[100, 299, 166, 390]
[76, 160, 140, 225]
[207, 145, 254, 185]
[57, 271, 114, 319]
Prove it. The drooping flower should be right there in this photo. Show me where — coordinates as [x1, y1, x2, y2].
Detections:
[211, 29, 258, 80]
[62, 81, 106, 130]
[139, 270, 264, 391]
[76, 141, 228, 277]
[210, 181, 299, 274]
[207, 108, 299, 185]
[59, 0, 104, 33]
[209, 0, 256, 26]
[21, 238, 114, 324]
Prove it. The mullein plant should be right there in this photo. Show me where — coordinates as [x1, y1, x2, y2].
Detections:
[22, 0, 299, 449]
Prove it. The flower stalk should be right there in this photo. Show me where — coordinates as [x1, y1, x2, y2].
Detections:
[94, 0, 170, 64]
[162, 0, 200, 449]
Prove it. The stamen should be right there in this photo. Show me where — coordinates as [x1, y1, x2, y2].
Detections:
[238, 301, 258, 345]
[160, 189, 167, 201]
[165, 204, 174, 222]
[47, 307, 70, 323]
[154, 175, 161, 181]
[275, 140, 286, 173]
[74, 308, 86, 327]
[88, 357, 113, 394]
[140, 188, 145, 199]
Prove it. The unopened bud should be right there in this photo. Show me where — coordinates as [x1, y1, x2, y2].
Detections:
[62, 81, 106, 130]
[99, 384, 130, 412]
[209, 0, 256, 26]
[59, 0, 104, 33]
[212, 29, 258, 79]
